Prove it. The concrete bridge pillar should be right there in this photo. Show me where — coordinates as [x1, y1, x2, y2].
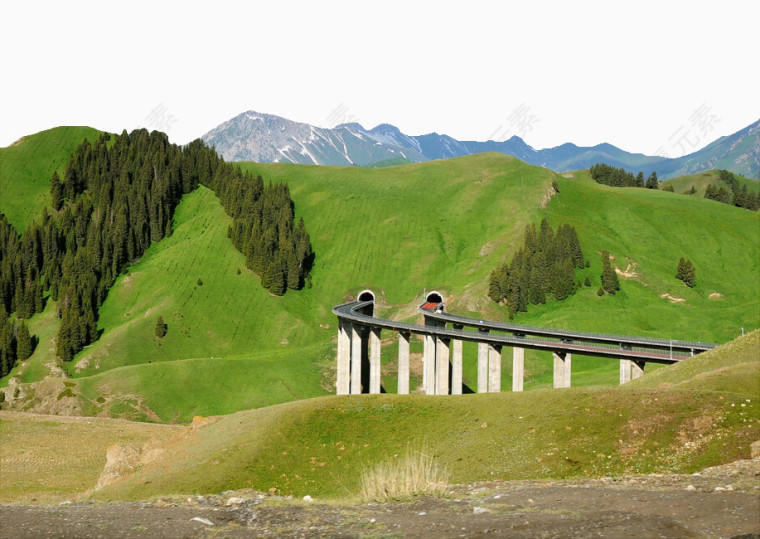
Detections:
[397, 331, 410, 395]
[619, 359, 632, 384]
[488, 345, 502, 393]
[553, 352, 571, 388]
[336, 319, 352, 395]
[423, 316, 438, 395]
[477, 331, 489, 393]
[369, 327, 382, 394]
[631, 360, 645, 380]
[451, 324, 463, 395]
[512, 347, 524, 392]
[350, 324, 364, 394]
[436, 337, 450, 395]
[423, 333, 436, 395]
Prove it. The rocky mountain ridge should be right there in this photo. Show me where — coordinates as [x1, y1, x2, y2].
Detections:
[202, 112, 760, 179]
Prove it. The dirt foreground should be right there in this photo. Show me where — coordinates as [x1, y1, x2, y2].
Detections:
[2, 459, 759, 538]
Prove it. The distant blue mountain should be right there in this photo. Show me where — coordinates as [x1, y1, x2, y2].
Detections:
[202, 112, 760, 180]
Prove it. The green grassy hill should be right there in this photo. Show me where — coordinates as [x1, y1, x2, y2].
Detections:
[17, 154, 557, 420]
[3, 331, 757, 503]
[662, 170, 760, 196]
[633, 329, 760, 396]
[523, 169, 758, 341]
[92, 331, 759, 501]
[4, 151, 759, 422]
[0, 126, 103, 232]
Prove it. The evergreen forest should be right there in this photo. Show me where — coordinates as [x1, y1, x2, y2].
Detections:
[0, 129, 311, 376]
[488, 219, 585, 318]
[703, 170, 760, 210]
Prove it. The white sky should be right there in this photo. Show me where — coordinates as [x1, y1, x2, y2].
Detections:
[1, 0, 758, 157]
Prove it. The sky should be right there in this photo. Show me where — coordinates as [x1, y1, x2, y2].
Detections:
[1, 0, 758, 157]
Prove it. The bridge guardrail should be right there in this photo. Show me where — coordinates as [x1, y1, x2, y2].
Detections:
[333, 300, 703, 363]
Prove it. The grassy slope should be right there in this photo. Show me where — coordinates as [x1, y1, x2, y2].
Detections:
[8, 154, 759, 421]
[0, 126, 103, 232]
[49, 154, 555, 420]
[512, 170, 759, 343]
[662, 170, 760, 196]
[93, 332, 759, 501]
[634, 330, 760, 396]
[0, 301, 60, 389]
[71, 186, 328, 421]
[239, 154, 548, 307]
[3, 333, 756, 503]
[0, 411, 182, 504]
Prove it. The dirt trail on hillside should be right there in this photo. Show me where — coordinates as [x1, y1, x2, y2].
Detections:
[2, 459, 759, 538]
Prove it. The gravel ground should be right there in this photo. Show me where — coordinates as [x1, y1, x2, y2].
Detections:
[2, 459, 759, 538]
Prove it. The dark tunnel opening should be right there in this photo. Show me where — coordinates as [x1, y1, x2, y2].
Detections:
[358, 290, 375, 302]
[425, 291, 443, 303]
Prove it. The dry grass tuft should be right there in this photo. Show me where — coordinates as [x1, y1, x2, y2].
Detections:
[360, 446, 449, 501]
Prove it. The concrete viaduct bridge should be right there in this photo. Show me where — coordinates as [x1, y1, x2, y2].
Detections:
[332, 290, 717, 395]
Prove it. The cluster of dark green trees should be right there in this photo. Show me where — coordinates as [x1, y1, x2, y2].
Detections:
[703, 170, 759, 210]
[0, 129, 312, 371]
[488, 220, 585, 318]
[214, 171, 313, 295]
[676, 258, 696, 287]
[589, 164, 659, 189]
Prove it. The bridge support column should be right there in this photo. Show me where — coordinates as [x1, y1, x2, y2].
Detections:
[397, 331, 410, 395]
[512, 347, 524, 392]
[423, 316, 438, 395]
[336, 320, 351, 395]
[369, 327, 382, 394]
[451, 325, 463, 395]
[350, 325, 364, 394]
[553, 352, 571, 388]
[477, 335, 489, 393]
[436, 337, 450, 395]
[488, 345, 502, 393]
[423, 334, 436, 395]
[631, 360, 645, 380]
[619, 359, 631, 384]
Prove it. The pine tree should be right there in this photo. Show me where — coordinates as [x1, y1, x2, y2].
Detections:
[265, 255, 286, 296]
[155, 316, 167, 338]
[0, 306, 16, 378]
[676, 257, 686, 281]
[488, 264, 509, 303]
[677, 258, 695, 287]
[528, 266, 545, 305]
[646, 171, 659, 189]
[50, 171, 63, 210]
[551, 259, 575, 300]
[601, 251, 620, 294]
[683, 259, 695, 287]
[15, 321, 32, 361]
[286, 250, 300, 290]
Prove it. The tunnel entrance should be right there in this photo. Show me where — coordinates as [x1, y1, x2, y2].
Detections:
[425, 291, 443, 303]
[358, 290, 375, 302]
[421, 291, 445, 312]
[356, 290, 375, 316]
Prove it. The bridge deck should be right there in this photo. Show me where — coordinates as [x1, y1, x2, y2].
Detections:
[418, 304, 715, 353]
[333, 300, 718, 363]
